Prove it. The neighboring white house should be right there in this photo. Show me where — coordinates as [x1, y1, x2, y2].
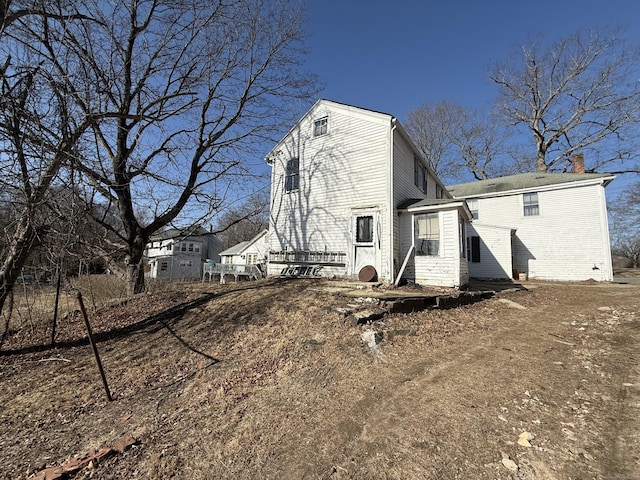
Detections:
[265, 99, 471, 288]
[219, 229, 269, 265]
[447, 172, 615, 282]
[145, 226, 223, 280]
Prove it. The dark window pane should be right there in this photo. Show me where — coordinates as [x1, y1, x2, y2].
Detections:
[285, 158, 299, 192]
[356, 216, 373, 243]
[471, 236, 481, 262]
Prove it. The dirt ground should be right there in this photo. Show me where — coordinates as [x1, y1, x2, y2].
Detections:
[0, 276, 639, 479]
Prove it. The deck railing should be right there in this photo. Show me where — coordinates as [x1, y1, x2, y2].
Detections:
[268, 250, 346, 266]
[203, 263, 263, 282]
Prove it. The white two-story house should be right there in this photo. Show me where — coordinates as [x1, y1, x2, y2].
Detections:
[145, 226, 222, 280]
[266, 99, 471, 287]
[264, 99, 616, 287]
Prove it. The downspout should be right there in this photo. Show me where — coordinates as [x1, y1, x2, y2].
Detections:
[598, 178, 614, 281]
[388, 118, 397, 282]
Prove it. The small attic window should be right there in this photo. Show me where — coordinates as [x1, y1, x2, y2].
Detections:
[313, 117, 328, 136]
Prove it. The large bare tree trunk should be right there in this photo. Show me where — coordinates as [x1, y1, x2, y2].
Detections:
[124, 234, 147, 296]
[0, 217, 42, 315]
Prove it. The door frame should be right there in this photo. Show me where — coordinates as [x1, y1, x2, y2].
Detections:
[351, 208, 382, 277]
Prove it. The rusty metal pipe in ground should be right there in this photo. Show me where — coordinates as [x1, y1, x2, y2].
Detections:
[76, 290, 113, 401]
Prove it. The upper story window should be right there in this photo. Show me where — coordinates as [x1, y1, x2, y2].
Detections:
[414, 156, 427, 193]
[285, 158, 299, 192]
[178, 241, 199, 253]
[467, 198, 479, 220]
[523, 192, 539, 216]
[313, 117, 328, 136]
[415, 213, 440, 256]
[436, 184, 443, 199]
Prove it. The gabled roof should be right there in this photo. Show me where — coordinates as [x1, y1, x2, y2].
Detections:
[398, 197, 472, 220]
[150, 225, 211, 241]
[265, 99, 393, 162]
[219, 229, 268, 257]
[219, 241, 250, 257]
[264, 98, 450, 195]
[397, 198, 463, 210]
[447, 172, 615, 198]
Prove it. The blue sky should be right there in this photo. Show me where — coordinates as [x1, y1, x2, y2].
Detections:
[305, 0, 640, 119]
[302, 0, 640, 197]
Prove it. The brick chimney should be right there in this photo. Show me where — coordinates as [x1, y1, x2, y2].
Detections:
[571, 153, 585, 174]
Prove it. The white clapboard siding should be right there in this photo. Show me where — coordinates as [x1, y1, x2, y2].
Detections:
[268, 101, 392, 280]
[397, 212, 415, 280]
[472, 182, 612, 281]
[398, 209, 466, 287]
[467, 224, 513, 279]
[267, 100, 467, 286]
[413, 209, 457, 287]
[391, 131, 443, 277]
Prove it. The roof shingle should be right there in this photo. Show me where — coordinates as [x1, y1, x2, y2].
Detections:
[447, 172, 614, 198]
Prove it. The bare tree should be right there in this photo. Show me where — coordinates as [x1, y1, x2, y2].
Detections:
[0, 1, 92, 315]
[404, 101, 519, 182]
[609, 182, 640, 268]
[404, 101, 465, 179]
[449, 108, 528, 181]
[8, 0, 316, 294]
[214, 191, 269, 249]
[491, 28, 640, 173]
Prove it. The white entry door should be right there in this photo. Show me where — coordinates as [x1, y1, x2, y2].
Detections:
[352, 212, 379, 278]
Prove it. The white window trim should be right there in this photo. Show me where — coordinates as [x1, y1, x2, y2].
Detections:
[467, 198, 479, 220]
[413, 212, 441, 257]
[313, 117, 328, 137]
[355, 215, 375, 245]
[523, 192, 540, 216]
[284, 157, 299, 193]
